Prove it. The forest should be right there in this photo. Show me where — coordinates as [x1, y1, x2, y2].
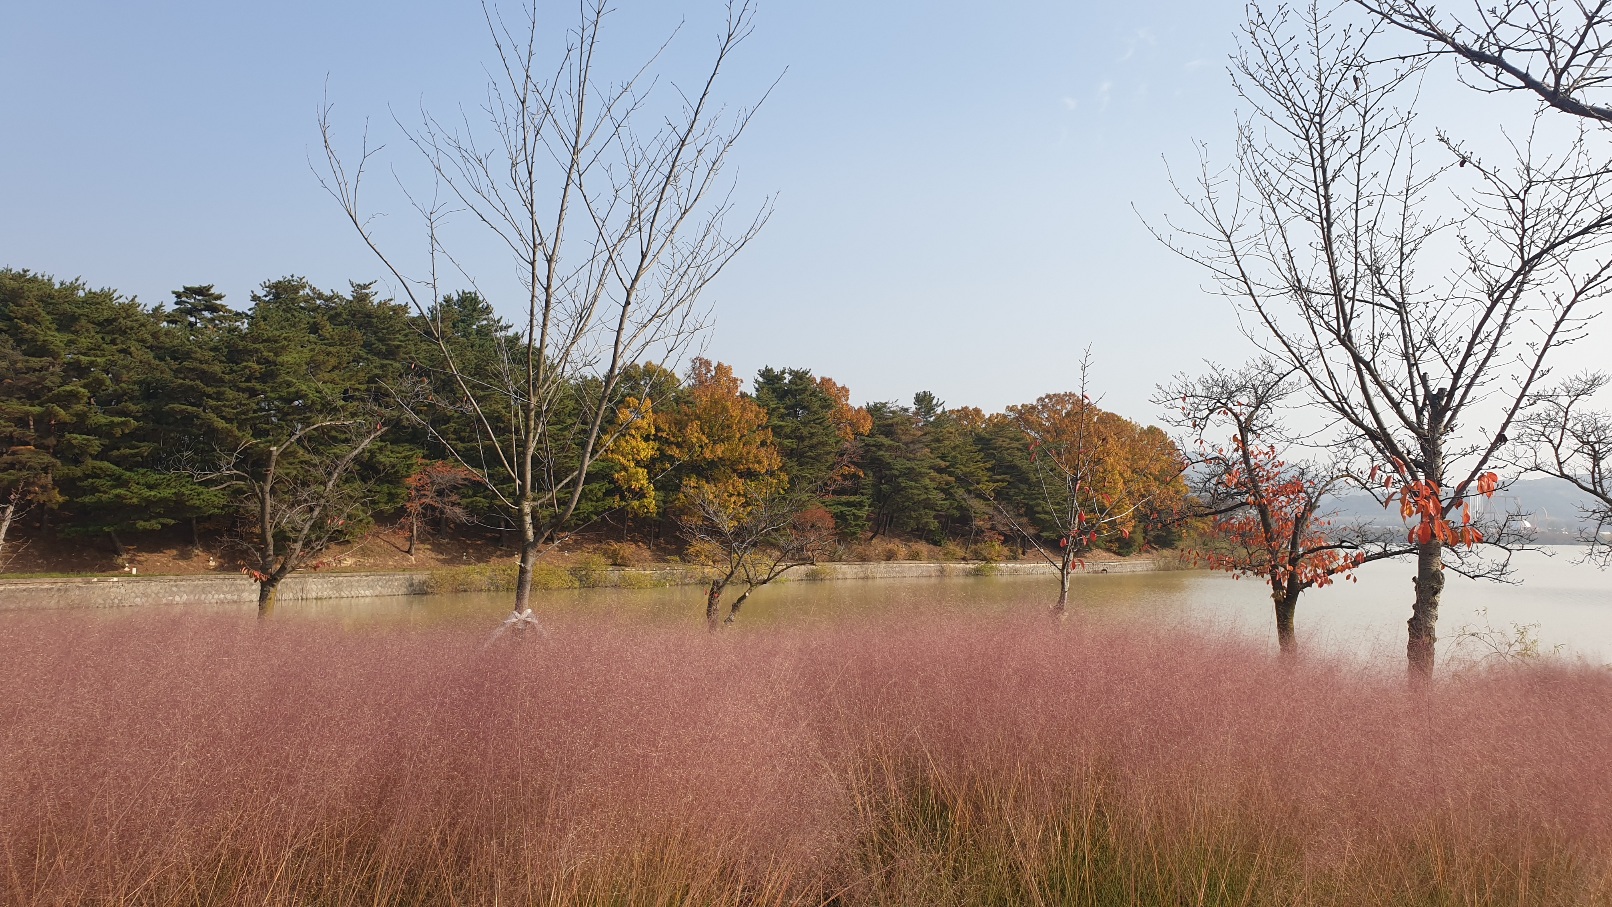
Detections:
[0, 268, 1189, 586]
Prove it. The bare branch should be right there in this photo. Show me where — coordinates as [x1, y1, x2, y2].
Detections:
[316, 1, 774, 613]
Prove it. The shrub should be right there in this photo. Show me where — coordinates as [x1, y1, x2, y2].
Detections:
[596, 541, 653, 568]
[967, 538, 1011, 563]
[531, 561, 581, 589]
[614, 569, 667, 589]
[423, 563, 519, 594]
[568, 552, 610, 587]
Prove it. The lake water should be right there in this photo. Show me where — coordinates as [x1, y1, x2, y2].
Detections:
[263, 547, 1612, 667]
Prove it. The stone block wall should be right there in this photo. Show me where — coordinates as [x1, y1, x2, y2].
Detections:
[0, 572, 429, 611]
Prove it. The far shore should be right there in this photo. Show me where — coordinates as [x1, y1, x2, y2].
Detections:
[0, 556, 1169, 611]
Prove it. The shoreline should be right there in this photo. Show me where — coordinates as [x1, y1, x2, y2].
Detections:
[0, 557, 1167, 611]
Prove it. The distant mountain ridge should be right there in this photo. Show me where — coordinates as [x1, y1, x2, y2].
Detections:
[1329, 476, 1604, 544]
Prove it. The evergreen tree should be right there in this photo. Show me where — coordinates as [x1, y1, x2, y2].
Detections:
[0, 270, 175, 552]
[752, 366, 871, 535]
[141, 285, 246, 539]
[213, 277, 418, 611]
[861, 400, 947, 540]
[408, 291, 519, 533]
[914, 395, 1000, 543]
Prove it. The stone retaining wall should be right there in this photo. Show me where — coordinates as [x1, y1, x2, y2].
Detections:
[0, 572, 429, 611]
[0, 558, 1159, 610]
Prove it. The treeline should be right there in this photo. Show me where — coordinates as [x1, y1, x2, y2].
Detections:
[0, 269, 1187, 567]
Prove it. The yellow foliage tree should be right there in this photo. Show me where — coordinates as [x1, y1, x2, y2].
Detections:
[599, 397, 660, 518]
[815, 375, 874, 444]
[657, 358, 832, 627]
[657, 358, 784, 515]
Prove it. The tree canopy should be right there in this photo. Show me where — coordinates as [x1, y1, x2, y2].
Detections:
[0, 268, 1189, 573]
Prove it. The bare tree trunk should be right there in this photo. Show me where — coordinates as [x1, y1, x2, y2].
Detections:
[408, 515, 418, 559]
[257, 579, 280, 619]
[1408, 441, 1449, 682]
[511, 494, 542, 613]
[0, 497, 17, 570]
[514, 539, 539, 615]
[1052, 547, 1073, 616]
[1408, 540, 1444, 681]
[706, 580, 726, 632]
[1274, 584, 1299, 659]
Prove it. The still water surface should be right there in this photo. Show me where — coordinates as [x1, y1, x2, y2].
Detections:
[264, 547, 1612, 667]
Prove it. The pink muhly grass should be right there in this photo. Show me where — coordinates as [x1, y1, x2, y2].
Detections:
[1, 610, 1609, 905]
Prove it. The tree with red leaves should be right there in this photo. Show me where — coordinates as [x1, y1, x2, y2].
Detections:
[1163, 362, 1409, 657]
[401, 459, 479, 558]
[1200, 443, 1363, 657]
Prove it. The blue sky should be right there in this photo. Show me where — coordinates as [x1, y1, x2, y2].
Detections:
[6, 1, 1280, 422]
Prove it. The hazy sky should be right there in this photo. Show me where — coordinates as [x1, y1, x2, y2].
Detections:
[0, 1, 1488, 424]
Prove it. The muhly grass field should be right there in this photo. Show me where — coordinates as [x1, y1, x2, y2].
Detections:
[2, 609, 1611, 906]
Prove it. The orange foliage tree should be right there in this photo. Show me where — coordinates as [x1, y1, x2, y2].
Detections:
[1004, 355, 1187, 614]
[812, 374, 874, 478]
[1164, 363, 1392, 656]
[656, 359, 829, 628]
[400, 459, 480, 557]
[655, 358, 784, 514]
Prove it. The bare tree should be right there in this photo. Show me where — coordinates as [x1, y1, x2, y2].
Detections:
[1359, 1, 1612, 564]
[1159, 2, 1612, 679]
[677, 486, 835, 631]
[1357, 0, 1612, 122]
[0, 488, 22, 570]
[1160, 361, 1410, 657]
[317, 0, 772, 615]
[1517, 372, 1612, 562]
[212, 419, 388, 616]
[0, 488, 37, 573]
[400, 459, 480, 558]
[0, 454, 55, 573]
[995, 353, 1186, 615]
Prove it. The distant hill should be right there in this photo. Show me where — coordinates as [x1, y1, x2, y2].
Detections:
[1329, 476, 1605, 544]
